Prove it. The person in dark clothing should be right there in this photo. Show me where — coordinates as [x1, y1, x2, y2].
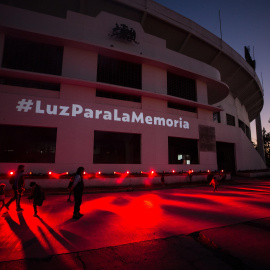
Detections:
[27, 181, 45, 217]
[5, 165, 25, 211]
[70, 167, 85, 219]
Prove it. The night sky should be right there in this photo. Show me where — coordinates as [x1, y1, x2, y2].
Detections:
[155, 0, 270, 143]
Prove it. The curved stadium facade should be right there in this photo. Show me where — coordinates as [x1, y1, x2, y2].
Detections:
[0, 0, 266, 178]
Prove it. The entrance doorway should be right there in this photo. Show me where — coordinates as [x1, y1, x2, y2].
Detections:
[216, 142, 236, 173]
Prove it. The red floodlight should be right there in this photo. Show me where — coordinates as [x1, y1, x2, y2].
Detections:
[48, 171, 52, 175]
[9, 171, 14, 176]
[172, 170, 175, 173]
[58, 171, 69, 176]
[126, 170, 130, 175]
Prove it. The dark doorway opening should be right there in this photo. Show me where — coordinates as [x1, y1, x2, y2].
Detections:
[216, 142, 236, 173]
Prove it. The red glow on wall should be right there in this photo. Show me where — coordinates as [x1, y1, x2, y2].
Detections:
[144, 179, 151, 186]
[116, 178, 123, 184]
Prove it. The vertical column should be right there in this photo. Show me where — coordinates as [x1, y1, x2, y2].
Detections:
[256, 114, 265, 162]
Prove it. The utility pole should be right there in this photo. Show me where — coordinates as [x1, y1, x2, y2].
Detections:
[256, 115, 265, 162]
[219, 10, 223, 40]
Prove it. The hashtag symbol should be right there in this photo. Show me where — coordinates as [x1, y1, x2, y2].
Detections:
[16, 99, 34, 112]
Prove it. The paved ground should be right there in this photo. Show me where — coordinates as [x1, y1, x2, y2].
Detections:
[1, 177, 270, 269]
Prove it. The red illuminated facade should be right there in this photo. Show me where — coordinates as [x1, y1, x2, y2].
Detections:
[0, 0, 266, 179]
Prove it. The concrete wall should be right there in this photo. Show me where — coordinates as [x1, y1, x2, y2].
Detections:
[214, 93, 250, 129]
[0, 4, 266, 176]
[214, 122, 265, 171]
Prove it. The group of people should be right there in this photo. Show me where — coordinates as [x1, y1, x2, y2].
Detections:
[0, 165, 85, 220]
[0, 165, 220, 219]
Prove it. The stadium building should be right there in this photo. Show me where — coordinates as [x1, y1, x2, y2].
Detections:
[0, 0, 266, 181]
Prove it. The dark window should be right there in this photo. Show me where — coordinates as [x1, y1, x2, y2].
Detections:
[0, 125, 57, 163]
[238, 120, 251, 140]
[2, 36, 63, 75]
[168, 102, 197, 113]
[96, 89, 141, 103]
[167, 72, 196, 101]
[238, 119, 245, 133]
[0, 77, 60, 91]
[94, 131, 140, 164]
[168, 137, 199, 164]
[97, 55, 141, 89]
[0, 0, 80, 18]
[226, 114, 235, 126]
[213, 112, 221, 123]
